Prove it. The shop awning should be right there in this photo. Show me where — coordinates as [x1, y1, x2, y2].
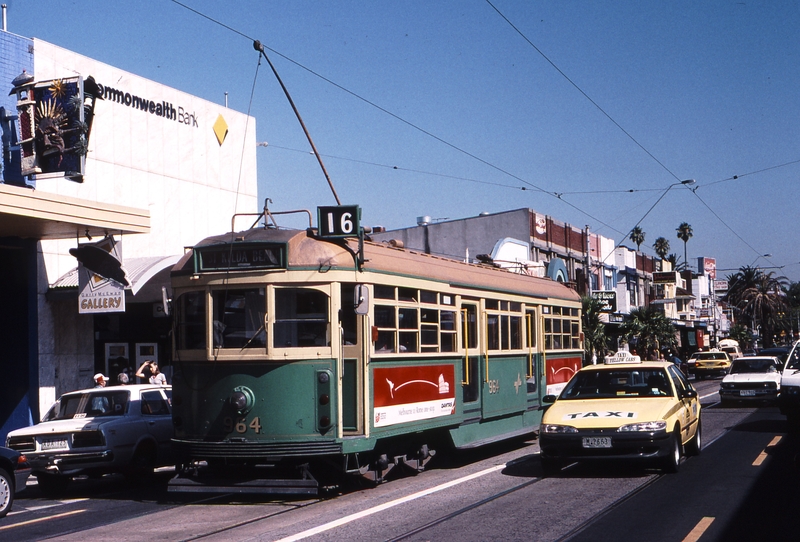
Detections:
[50, 255, 180, 301]
[0, 183, 149, 240]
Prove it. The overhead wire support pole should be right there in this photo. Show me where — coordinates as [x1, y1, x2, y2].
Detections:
[253, 40, 342, 205]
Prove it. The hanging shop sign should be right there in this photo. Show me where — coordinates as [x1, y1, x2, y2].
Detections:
[73, 237, 127, 314]
[10, 72, 101, 182]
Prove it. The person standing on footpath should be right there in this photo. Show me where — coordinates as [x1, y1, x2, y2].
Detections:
[137, 360, 167, 385]
[135, 360, 154, 384]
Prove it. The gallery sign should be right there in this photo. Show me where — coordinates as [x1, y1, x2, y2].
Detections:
[73, 237, 128, 314]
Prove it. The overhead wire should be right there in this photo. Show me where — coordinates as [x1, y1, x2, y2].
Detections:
[171, 0, 794, 270]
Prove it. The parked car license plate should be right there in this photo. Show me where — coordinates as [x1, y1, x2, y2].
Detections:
[41, 438, 68, 450]
[582, 437, 612, 448]
[740, 390, 756, 396]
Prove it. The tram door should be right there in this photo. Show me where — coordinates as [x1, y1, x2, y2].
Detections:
[461, 301, 481, 406]
[341, 284, 366, 435]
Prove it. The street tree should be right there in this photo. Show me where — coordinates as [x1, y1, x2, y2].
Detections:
[582, 295, 609, 363]
[676, 222, 693, 269]
[653, 237, 670, 260]
[620, 306, 677, 359]
[629, 227, 645, 252]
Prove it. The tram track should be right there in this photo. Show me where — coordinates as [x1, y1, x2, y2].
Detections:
[384, 474, 545, 542]
[180, 496, 324, 541]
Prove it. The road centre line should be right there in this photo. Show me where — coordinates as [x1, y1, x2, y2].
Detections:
[0, 509, 86, 532]
[699, 390, 718, 401]
[682, 516, 715, 542]
[753, 435, 782, 466]
[273, 464, 507, 542]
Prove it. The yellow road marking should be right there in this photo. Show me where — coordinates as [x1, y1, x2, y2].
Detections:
[753, 435, 782, 466]
[0, 509, 86, 532]
[683, 516, 714, 542]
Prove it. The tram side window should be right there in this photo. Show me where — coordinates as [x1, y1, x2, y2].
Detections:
[274, 288, 330, 348]
[176, 291, 206, 350]
[543, 305, 580, 351]
[212, 289, 266, 349]
[373, 287, 458, 354]
[485, 301, 523, 352]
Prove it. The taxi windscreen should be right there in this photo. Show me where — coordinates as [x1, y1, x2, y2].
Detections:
[560, 368, 673, 399]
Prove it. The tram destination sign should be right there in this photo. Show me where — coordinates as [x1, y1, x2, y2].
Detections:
[195, 242, 286, 272]
[318, 205, 361, 238]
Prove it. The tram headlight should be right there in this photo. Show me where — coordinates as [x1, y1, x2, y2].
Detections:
[229, 386, 255, 414]
[316, 370, 333, 433]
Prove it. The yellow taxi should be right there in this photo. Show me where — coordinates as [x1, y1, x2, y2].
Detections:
[539, 351, 701, 474]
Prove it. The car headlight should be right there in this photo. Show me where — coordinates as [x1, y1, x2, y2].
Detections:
[765, 382, 778, 389]
[617, 421, 667, 432]
[721, 383, 734, 389]
[542, 424, 579, 434]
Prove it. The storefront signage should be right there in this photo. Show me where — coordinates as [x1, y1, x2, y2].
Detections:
[78, 265, 126, 314]
[75, 237, 127, 314]
[96, 82, 198, 127]
[653, 271, 678, 284]
[195, 243, 286, 272]
[10, 73, 100, 182]
[593, 290, 617, 313]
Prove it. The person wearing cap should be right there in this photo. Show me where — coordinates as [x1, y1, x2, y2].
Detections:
[94, 373, 108, 388]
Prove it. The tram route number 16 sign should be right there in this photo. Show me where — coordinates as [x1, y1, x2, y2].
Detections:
[317, 205, 361, 238]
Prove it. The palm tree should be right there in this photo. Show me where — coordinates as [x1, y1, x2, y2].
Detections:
[653, 237, 670, 260]
[737, 271, 788, 347]
[666, 253, 684, 272]
[676, 222, 693, 269]
[582, 295, 609, 363]
[620, 306, 677, 359]
[783, 282, 800, 338]
[629, 227, 645, 251]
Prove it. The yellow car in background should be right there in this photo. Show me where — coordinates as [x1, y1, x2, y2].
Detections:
[539, 353, 701, 474]
[687, 349, 733, 379]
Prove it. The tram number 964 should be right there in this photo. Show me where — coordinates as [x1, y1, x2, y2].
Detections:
[222, 416, 262, 434]
[488, 379, 500, 394]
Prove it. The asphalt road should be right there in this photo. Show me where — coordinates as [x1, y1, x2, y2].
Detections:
[2, 378, 794, 542]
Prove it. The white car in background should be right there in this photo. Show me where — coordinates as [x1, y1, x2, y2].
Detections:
[719, 356, 781, 405]
[5, 384, 172, 495]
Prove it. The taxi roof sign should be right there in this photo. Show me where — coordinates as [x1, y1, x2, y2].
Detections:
[604, 350, 642, 364]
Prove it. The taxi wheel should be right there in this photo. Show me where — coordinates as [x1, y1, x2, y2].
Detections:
[685, 419, 701, 456]
[661, 431, 681, 474]
[0, 468, 13, 518]
[540, 455, 561, 476]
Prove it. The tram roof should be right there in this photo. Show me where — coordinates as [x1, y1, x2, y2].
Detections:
[173, 227, 581, 303]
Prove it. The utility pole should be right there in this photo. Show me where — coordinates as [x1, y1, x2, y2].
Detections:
[585, 225, 592, 295]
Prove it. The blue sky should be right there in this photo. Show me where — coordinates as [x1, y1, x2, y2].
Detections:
[9, 1, 800, 280]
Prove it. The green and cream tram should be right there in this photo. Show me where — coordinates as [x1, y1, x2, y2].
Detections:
[169, 214, 582, 494]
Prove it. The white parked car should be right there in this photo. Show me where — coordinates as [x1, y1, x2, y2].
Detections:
[719, 357, 781, 405]
[5, 385, 172, 495]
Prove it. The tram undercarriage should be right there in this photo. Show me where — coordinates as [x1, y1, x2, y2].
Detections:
[167, 443, 437, 496]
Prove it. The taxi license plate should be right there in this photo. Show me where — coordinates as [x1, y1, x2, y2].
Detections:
[582, 437, 612, 448]
[740, 390, 756, 396]
[41, 438, 68, 450]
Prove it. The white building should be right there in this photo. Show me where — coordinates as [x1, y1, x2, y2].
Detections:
[0, 32, 257, 439]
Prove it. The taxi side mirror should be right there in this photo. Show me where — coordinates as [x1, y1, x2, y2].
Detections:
[542, 395, 557, 404]
[681, 389, 697, 399]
